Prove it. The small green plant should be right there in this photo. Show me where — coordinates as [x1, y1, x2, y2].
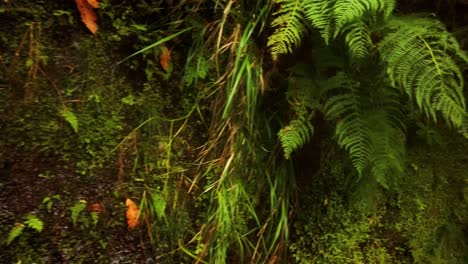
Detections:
[70, 200, 87, 227]
[7, 215, 44, 245]
[41, 194, 62, 213]
[59, 108, 79, 133]
[69, 200, 101, 228]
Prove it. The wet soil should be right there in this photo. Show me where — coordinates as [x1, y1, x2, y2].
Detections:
[0, 155, 156, 263]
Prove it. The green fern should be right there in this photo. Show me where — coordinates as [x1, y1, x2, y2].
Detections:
[60, 108, 79, 133]
[70, 200, 87, 227]
[270, 0, 396, 60]
[278, 115, 314, 159]
[25, 215, 44, 232]
[332, 0, 394, 36]
[343, 21, 372, 60]
[379, 16, 468, 129]
[277, 63, 326, 159]
[6, 215, 44, 245]
[303, 0, 335, 43]
[324, 72, 405, 182]
[268, 0, 308, 60]
[7, 224, 25, 245]
[324, 76, 371, 174]
[270, 1, 466, 185]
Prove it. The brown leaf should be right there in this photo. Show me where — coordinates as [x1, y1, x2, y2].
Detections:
[159, 46, 171, 71]
[86, 0, 100, 8]
[88, 202, 103, 213]
[75, 0, 98, 35]
[125, 198, 140, 229]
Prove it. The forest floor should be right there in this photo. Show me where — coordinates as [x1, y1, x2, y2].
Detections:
[0, 155, 155, 263]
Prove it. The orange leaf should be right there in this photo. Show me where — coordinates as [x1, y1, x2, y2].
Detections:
[86, 0, 100, 8]
[125, 198, 140, 229]
[75, 0, 98, 35]
[159, 46, 171, 71]
[88, 202, 103, 213]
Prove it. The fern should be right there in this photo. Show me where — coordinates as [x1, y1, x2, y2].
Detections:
[333, 0, 394, 36]
[270, 0, 396, 60]
[324, 72, 405, 181]
[25, 215, 44, 232]
[70, 200, 87, 226]
[303, 0, 335, 43]
[6, 215, 44, 245]
[7, 224, 25, 245]
[268, 0, 308, 60]
[379, 16, 468, 129]
[277, 63, 324, 159]
[278, 115, 314, 159]
[60, 108, 79, 133]
[343, 21, 372, 60]
[324, 77, 371, 174]
[270, 1, 466, 185]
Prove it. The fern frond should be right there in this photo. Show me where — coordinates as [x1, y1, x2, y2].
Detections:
[70, 200, 87, 227]
[269, 0, 396, 59]
[368, 111, 405, 187]
[60, 108, 79, 133]
[326, 90, 373, 174]
[324, 73, 405, 180]
[303, 0, 395, 58]
[333, 0, 395, 36]
[268, 0, 308, 60]
[379, 16, 468, 128]
[278, 115, 314, 159]
[25, 215, 44, 232]
[343, 21, 372, 59]
[7, 225, 25, 245]
[303, 0, 335, 42]
[459, 117, 468, 139]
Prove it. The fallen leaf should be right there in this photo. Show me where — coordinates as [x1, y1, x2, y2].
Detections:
[125, 198, 140, 229]
[159, 46, 171, 71]
[75, 0, 98, 35]
[88, 202, 103, 213]
[86, 0, 100, 8]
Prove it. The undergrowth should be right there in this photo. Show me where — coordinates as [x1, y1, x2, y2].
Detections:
[0, 0, 467, 263]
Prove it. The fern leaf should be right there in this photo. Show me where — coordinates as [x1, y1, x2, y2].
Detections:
[268, 0, 308, 60]
[60, 108, 79, 133]
[379, 16, 468, 128]
[324, 73, 405, 180]
[343, 21, 372, 59]
[7, 224, 25, 245]
[303, 0, 335, 42]
[325, 91, 373, 174]
[278, 116, 314, 159]
[303, 0, 395, 39]
[371, 124, 405, 188]
[25, 215, 44, 232]
[333, 0, 395, 36]
[70, 200, 87, 227]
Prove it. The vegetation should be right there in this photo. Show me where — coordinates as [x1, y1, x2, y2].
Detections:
[0, 0, 467, 263]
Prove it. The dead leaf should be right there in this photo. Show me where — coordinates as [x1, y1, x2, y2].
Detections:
[88, 202, 103, 213]
[159, 46, 171, 71]
[75, 0, 98, 35]
[86, 0, 100, 8]
[125, 198, 140, 229]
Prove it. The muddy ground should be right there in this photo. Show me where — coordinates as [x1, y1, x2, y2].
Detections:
[0, 155, 157, 263]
